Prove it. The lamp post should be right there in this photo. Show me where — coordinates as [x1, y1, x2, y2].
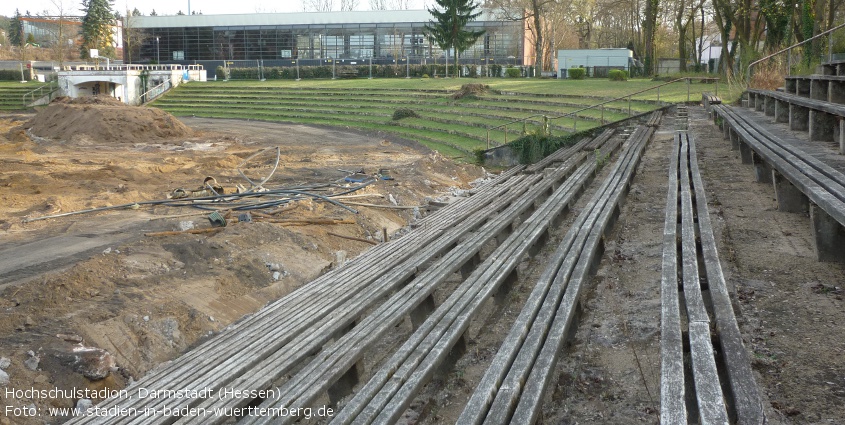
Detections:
[156, 36, 160, 64]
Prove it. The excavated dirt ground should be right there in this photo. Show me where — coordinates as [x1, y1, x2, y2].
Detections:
[1, 103, 844, 425]
[0, 106, 483, 424]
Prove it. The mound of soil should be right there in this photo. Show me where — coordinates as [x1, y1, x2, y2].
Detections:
[22, 96, 192, 144]
[452, 83, 489, 100]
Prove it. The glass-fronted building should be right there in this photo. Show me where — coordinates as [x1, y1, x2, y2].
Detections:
[130, 10, 525, 65]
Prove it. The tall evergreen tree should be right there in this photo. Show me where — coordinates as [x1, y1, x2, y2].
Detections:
[8, 9, 23, 47]
[425, 0, 485, 77]
[80, 0, 116, 59]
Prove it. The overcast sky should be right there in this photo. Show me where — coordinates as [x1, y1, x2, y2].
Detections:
[3, 0, 430, 18]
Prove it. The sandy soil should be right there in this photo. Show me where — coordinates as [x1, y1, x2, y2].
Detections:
[0, 107, 484, 424]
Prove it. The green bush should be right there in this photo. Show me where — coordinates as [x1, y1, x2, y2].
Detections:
[505, 67, 521, 78]
[215, 66, 228, 80]
[0, 70, 31, 81]
[490, 64, 503, 77]
[392, 108, 419, 120]
[509, 132, 582, 164]
[422, 74, 430, 78]
[568, 68, 586, 80]
[608, 69, 629, 81]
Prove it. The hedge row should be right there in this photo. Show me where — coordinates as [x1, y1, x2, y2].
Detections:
[0, 70, 32, 81]
[216, 63, 512, 80]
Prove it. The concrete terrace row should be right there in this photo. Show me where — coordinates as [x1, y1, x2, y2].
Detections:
[151, 86, 656, 158]
[66, 114, 662, 425]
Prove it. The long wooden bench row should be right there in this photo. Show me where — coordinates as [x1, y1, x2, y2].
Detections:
[645, 109, 663, 127]
[69, 164, 539, 425]
[702, 92, 722, 113]
[712, 104, 845, 263]
[455, 124, 655, 425]
[784, 75, 845, 105]
[660, 132, 764, 424]
[185, 149, 594, 425]
[746, 88, 845, 150]
[325, 134, 627, 425]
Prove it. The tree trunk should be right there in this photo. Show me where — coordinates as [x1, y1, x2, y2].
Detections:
[532, 3, 544, 76]
[643, 0, 658, 75]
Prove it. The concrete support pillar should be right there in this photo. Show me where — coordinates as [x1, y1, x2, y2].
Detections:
[789, 104, 810, 131]
[809, 110, 837, 142]
[738, 141, 753, 164]
[830, 81, 845, 104]
[839, 118, 845, 154]
[752, 152, 773, 183]
[328, 361, 363, 405]
[494, 269, 519, 305]
[460, 252, 481, 279]
[810, 79, 829, 101]
[810, 204, 845, 263]
[775, 99, 789, 123]
[785, 78, 797, 94]
[797, 79, 811, 97]
[410, 294, 436, 329]
[765, 96, 776, 116]
[755, 94, 764, 111]
[729, 129, 740, 150]
[772, 170, 809, 213]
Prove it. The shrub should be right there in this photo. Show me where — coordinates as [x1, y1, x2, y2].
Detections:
[509, 132, 582, 164]
[215, 66, 228, 80]
[568, 68, 586, 80]
[422, 74, 430, 78]
[608, 69, 629, 81]
[0, 70, 31, 81]
[505, 67, 521, 78]
[392, 108, 419, 120]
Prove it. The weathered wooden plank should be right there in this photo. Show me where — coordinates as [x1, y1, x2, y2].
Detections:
[660, 132, 686, 424]
[689, 322, 730, 425]
[688, 134, 766, 424]
[679, 133, 710, 323]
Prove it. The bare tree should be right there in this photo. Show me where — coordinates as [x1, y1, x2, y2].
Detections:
[340, 0, 359, 11]
[123, 8, 147, 63]
[388, 0, 414, 8]
[44, 0, 75, 68]
[488, 0, 557, 73]
[369, 0, 388, 9]
[304, 0, 335, 11]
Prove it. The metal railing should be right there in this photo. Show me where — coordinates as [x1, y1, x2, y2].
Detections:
[140, 79, 172, 104]
[485, 77, 719, 148]
[22, 80, 58, 107]
[747, 22, 845, 86]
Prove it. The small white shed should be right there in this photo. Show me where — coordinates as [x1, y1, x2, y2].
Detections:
[557, 48, 634, 78]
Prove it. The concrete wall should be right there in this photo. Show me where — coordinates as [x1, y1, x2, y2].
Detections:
[57, 68, 203, 105]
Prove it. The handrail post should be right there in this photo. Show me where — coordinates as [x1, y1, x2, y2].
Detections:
[522, 120, 527, 135]
[787, 48, 791, 76]
[504, 126, 508, 145]
[486, 130, 490, 150]
[687, 78, 690, 103]
[829, 32, 834, 62]
[601, 105, 605, 124]
[628, 96, 631, 116]
[657, 86, 660, 102]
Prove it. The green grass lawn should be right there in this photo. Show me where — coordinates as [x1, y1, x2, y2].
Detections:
[207, 77, 740, 103]
[154, 76, 730, 162]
